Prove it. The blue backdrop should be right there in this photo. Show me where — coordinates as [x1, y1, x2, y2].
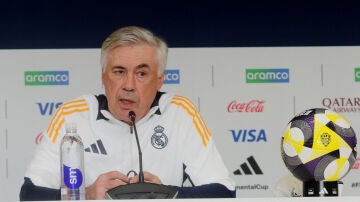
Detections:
[1, 0, 360, 49]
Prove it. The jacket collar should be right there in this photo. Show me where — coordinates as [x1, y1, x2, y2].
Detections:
[95, 91, 164, 121]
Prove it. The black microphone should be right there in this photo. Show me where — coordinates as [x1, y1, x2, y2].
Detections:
[128, 111, 144, 183]
[105, 111, 178, 199]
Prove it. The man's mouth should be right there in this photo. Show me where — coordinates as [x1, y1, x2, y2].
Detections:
[120, 98, 135, 104]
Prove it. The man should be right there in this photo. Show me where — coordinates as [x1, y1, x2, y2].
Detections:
[20, 26, 235, 200]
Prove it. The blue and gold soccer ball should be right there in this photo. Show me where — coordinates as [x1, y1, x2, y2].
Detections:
[281, 108, 357, 182]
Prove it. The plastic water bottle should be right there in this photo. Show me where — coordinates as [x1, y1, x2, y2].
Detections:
[60, 123, 85, 200]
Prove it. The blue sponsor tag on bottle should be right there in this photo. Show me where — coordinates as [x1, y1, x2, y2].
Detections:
[63, 165, 83, 189]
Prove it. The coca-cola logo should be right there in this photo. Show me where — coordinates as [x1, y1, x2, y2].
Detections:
[228, 100, 265, 113]
[352, 157, 360, 170]
[322, 97, 360, 113]
[35, 132, 43, 144]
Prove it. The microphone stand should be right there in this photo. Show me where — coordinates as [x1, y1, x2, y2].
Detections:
[105, 111, 178, 199]
[130, 111, 144, 183]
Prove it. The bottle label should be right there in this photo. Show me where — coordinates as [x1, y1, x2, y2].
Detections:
[63, 164, 83, 189]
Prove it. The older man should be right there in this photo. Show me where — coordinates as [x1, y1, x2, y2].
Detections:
[20, 26, 235, 200]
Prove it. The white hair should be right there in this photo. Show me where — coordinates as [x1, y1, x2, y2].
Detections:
[100, 26, 168, 76]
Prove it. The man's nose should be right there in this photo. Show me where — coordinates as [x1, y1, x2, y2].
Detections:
[123, 74, 135, 91]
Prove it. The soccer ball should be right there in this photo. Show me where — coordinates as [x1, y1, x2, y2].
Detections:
[281, 108, 357, 182]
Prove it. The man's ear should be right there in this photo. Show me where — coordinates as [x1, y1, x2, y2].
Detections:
[101, 68, 106, 84]
[157, 72, 164, 90]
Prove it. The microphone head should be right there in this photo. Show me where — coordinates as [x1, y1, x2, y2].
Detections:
[129, 111, 136, 122]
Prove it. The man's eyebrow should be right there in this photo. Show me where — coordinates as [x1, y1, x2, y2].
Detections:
[136, 63, 150, 69]
[111, 66, 125, 70]
[110, 64, 150, 71]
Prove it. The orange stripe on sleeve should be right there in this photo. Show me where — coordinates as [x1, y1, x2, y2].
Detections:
[193, 119, 207, 147]
[64, 99, 87, 105]
[47, 106, 62, 133]
[171, 101, 194, 116]
[194, 111, 211, 142]
[52, 118, 65, 143]
[171, 96, 212, 147]
[62, 103, 88, 110]
[46, 99, 89, 142]
[63, 108, 89, 115]
[47, 99, 87, 134]
[173, 96, 196, 111]
[48, 110, 63, 138]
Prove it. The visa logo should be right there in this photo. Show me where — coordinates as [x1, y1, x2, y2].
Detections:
[36, 102, 62, 115]
[164, 69, 180, 84]
[246, 68, 289, 83]
[25, 71, 69, 86]
[230, 129, 267, 142]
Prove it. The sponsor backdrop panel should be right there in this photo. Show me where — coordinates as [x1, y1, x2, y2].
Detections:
[162, 48, 215, 106]
[0, 49, 104, 200]
[0, 47, 360, 200]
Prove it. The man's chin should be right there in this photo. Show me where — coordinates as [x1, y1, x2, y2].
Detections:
[118, 108, 134, 118]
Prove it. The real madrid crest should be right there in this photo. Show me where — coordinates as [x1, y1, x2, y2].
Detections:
[151, 125, 168, 149]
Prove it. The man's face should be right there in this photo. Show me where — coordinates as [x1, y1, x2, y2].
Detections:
[102, 44, 164, 123]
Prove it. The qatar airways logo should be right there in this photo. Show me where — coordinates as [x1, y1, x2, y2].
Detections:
[246, 68, 289, 83]
[227, 100, 265, 113]
[322, 97, 360, 113]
